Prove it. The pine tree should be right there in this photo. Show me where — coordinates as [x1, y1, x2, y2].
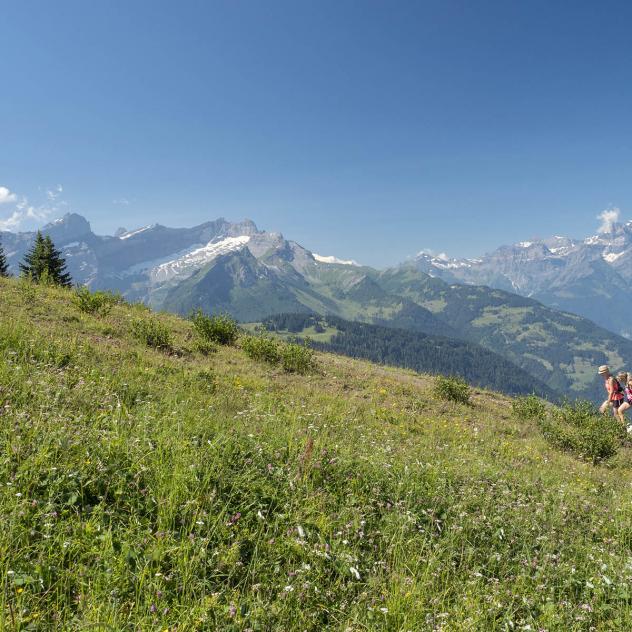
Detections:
[0, 238, 9, 277]
[20, 231, 72, 287]
[43, 235, 72, 287]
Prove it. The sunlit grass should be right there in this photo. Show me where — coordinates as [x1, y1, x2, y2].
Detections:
[2, 276, 632, 630]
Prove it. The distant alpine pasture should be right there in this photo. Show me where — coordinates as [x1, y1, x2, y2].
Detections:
[2, 213, 632, 401]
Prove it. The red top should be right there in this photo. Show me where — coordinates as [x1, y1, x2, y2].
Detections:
[606, 377, 624, 401]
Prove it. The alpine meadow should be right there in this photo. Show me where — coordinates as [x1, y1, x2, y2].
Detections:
[4, 277, 632, 629]
[4, 2, 632, 630]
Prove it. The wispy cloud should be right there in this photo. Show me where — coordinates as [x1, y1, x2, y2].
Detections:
[46, 184, 63, 202]
[0, 184, 67, 231]
[597, 206, 620, 233]
[416, 247, 449, 261]
[113, 197, 130, 206]
[0, 186, 17, 205]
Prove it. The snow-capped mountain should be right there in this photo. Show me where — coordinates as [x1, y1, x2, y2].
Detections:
[5, 211, 632, 399]
[0, 213, 363, 307]
[408, 220, 632, 336]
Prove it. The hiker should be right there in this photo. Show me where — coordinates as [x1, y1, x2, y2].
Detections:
[617, 372, 632, 431]
[598, 365, 625, 422]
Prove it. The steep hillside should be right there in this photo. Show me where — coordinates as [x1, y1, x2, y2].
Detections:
[4, 277, 632, 629]
[261, 313, 558, 399]
[377, 265, 632, 399]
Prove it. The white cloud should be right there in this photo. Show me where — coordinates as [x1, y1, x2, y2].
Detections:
[113, 197, 130, 206]
[46, 184, 63, 202]
[597, 206, 620, 233]
[0, 186, 17, 204]
[0, 184, 67, 231]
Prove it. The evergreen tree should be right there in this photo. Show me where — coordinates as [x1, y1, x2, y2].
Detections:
[0, 238, 9, 277]
[20, 232, 72, 287]
[43, 236, 72, 287]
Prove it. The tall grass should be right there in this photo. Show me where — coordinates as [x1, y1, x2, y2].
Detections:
[3, 277, 632, 629]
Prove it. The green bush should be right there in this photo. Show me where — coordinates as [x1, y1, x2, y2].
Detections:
[191, 309, 239, 345]
[538, 400, 625, 464]
[192, 338, 217, 356]
[130, 317, 172, 351]
[281, 341, 316, 374]
[73, 286, 121, 316]
[512, 394, 547, 420]
[434, 375, 470, 405]
[241, 334, 281, 364]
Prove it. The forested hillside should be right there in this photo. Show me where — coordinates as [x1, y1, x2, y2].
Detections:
[263, 313, 557, 399]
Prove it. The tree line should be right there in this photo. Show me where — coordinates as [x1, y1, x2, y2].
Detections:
[0, 231, 72, 286]
[264, 312, 558, 399]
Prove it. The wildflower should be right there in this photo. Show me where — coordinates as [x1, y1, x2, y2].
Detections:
[228, 604, 237, 617]
[227, 512, 241, 526]
[349, 567, 361, 580]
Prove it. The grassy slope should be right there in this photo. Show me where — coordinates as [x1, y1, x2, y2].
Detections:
[2, 277, 632, 630]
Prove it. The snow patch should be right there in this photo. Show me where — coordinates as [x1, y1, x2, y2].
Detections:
[119, 224, 156, 240]
[313, 253, 360, 266]
[151, 235, 251, 282]
[603, 251, 625, 263]
[517, 241, 533, 248]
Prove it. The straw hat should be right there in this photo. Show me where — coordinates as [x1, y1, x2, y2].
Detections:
[598, 365, 610, 375]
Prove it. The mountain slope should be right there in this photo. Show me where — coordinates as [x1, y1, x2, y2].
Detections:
[410, 221, 632, 336]
[377, 265, 632, 398]
[6, 213, 632, 399]
[4, 277, 632, 629]
[262, 313, 559, 399]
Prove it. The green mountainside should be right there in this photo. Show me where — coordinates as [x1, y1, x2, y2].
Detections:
[159, 251, 458, 339]
[376, 265, 632, 400]
[4, 278, 632, 629]
[156, 248, 632, 400]
[261, 313, 558, 399]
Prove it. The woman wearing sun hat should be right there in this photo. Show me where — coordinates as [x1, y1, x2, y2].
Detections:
[598, 365, 625, 421]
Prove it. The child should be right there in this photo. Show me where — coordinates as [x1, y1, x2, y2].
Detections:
[617, 372, 632, 432]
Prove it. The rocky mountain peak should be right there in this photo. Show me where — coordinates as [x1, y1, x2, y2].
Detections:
[43, 213, 93, 243]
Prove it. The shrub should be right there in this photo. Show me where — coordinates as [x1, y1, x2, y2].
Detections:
[191, 310, 239, 346]
[73, 286, 121, 316]
[512, 394, 547, 420]
[281, 341, 316, 374]
[130, 317, 172, 350]
[538, 400, 625, 464]
[241, 334, 281, 364]
[434, 375, 470, 405]
[192, 338, 217, 356]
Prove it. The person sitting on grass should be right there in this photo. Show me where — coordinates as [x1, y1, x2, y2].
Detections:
[598, 365, 625, 422]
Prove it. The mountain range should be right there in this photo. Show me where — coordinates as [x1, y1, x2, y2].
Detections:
[413, 221, 632, 338]
[3, 213, 632, 400]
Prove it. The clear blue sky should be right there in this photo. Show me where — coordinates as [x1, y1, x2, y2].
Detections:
[1, 0, 632, 267]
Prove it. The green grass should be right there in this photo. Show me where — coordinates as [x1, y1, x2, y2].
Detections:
[3, 277, 632, 629]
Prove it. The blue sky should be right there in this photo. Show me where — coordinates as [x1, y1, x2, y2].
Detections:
[1, 1, 632, 267]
